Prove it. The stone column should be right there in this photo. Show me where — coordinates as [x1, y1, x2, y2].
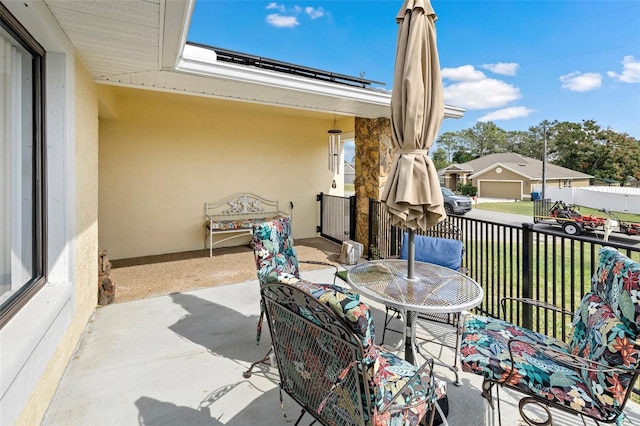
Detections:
[354, 117, 394, 255]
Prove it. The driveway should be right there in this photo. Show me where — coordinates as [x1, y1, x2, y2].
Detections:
[466, 204, 640, 248]
[465, 207, 531, 226]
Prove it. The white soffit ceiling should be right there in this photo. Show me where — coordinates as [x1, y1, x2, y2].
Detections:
[43, 0, 464, 119]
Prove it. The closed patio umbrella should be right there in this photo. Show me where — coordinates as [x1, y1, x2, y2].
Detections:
[381, 0, 445, 280]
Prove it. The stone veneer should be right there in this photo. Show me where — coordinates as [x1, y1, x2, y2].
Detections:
[354, 117, 394, 255]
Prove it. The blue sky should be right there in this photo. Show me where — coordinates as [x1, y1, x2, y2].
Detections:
[188, 0, 640, 145]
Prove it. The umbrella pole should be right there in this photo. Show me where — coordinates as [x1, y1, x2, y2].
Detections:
[407, 229, 415, 279]
[405, 229, 416, 364]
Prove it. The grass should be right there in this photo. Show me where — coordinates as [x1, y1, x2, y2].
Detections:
[474, 200, 640, 223]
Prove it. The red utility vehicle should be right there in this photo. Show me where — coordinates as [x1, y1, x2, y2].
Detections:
[544, 201, 605, 236]
[533, 199, 640, 237]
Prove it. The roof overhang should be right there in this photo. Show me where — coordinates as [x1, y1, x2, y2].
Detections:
[40, 0, 465, 120]
[469, 163, 530, 180]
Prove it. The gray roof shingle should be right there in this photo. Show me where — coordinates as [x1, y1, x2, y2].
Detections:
[447, 153, 593, 180]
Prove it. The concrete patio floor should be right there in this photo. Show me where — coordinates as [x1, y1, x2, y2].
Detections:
[43, 268, 640, 426]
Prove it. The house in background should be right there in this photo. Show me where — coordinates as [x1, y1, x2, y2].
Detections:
[440, 153, 593, 200]
[0, 1, 464, 424]
[344, 162, 356, 185]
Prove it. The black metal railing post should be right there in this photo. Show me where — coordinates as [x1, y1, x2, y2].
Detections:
[349, 196, 356, 240]
[368, 198, 376, 260]
[390, 226, 398, 257]
[316, 192, 324, 233]
[521, 223, 534, 329]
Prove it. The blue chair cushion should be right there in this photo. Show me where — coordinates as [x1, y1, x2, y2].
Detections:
[400, 233, 463, 271]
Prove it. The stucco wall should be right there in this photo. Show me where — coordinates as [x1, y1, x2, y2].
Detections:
[15, 56, 99, 425]
[72, 56, 100, 335]
[99, 87, 347, 259]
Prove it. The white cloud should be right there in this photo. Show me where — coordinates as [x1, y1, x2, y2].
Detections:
[442, 65, 521, 110]
[478, 106, 535, 122]
[441, 65, 486, 81]
[559, 71, 602, 92]
[265, 4, 326, 28]
[266, 13, 299, 28]
[266, 2, 285, 13]
[305, 6, 325, 19]
[607, 55, 640, 83]
[480, 62, 519, 76]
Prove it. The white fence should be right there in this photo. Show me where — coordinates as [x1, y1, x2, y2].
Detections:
[542, 187, 640, 214]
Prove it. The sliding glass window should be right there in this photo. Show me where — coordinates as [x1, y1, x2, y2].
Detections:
[0, 5, 46, 328]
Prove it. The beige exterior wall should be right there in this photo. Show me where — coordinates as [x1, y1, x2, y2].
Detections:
[99, 87, 348, 259]
[15, 56, 99, 425]
[473, 168, 524, 199]
[478, 181, 523, 199]
[476, 167, 523, 181]
[544, 178, 591, 188]
[571, 179, 590, 187]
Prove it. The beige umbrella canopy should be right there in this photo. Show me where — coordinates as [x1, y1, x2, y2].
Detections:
[381, 0, 445, 231]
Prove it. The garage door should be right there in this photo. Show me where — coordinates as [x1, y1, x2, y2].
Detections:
[479, 181, 522, 199]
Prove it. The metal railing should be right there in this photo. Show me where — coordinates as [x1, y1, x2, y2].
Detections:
[317, 193, 355, 244]
[368, 198, 640, 341]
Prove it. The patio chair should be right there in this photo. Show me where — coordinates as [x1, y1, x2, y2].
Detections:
[261, 281, 448, 426]
[380, 232, 465, 345]
[460, 246, 640, 425]
[243, 217, 340, 378]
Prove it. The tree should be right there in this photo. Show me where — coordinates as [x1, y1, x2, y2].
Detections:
[435, 119, 640, 182]
[452, 150, 474, 163]
[460, 121, 508, 157]
[551, 120, 637, 180]
[505, 130, 539, 158]
[606, 130, 640, 184]
[431, 148, 449, 170]
[436, 131, 461, 162]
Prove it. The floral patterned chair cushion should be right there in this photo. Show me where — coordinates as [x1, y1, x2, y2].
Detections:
[262, 282, 446, 426]
[569, 292, 640, 418]
[589, 246, 640, 335]
[253, 218, 447, 425]
[252, 217, 300, 285]
[251, 218, 375, 353]
[373, 350, 447, 425]
[461, 314, 615, 420]
[461, 246, 640, 424]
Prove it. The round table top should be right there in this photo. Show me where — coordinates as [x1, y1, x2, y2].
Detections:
[346, 259, 484, 314]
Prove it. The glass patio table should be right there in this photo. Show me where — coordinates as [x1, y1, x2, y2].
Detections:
[346, 259, 483, 385]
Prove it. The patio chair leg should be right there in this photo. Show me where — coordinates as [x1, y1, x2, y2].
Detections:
[481, 380, 502, 426]
[421, 402, 437, 426]
[293, 408, 315, 426]
[452, 312, 463, 387]
[518, 397, 552, 426]
[381, 306, 403, 345]
[242, 347, 273, 378]
[495, 384, 502, 426]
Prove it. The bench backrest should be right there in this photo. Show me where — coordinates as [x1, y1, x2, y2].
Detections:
[205, 193, 282, 221]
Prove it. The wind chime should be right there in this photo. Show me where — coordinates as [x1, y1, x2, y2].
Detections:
[327, 116, 342, 173]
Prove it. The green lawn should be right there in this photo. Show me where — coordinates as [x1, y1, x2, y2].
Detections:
[474, 200, 640, 223]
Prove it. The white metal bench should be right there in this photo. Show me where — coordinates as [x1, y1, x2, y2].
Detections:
[204, 193, 288, 257]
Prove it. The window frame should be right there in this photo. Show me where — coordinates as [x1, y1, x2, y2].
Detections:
[0, 3, 47, 329]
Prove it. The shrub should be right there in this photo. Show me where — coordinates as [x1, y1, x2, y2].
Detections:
[459, 183, 478, 197]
